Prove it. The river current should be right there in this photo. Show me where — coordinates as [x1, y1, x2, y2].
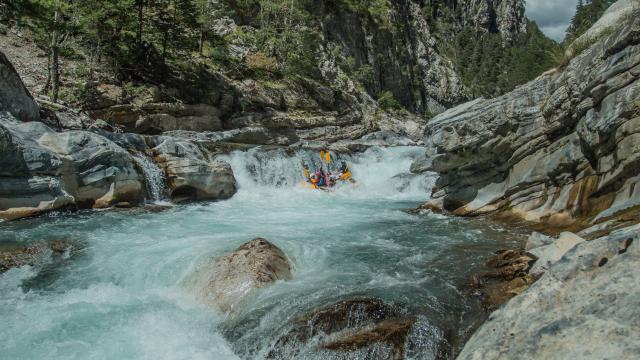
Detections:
[0, 146, 521, 359]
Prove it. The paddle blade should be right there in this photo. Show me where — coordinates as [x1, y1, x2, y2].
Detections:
[325, 151, 331, 164]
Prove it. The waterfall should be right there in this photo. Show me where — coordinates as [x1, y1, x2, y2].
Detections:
[219, 146, 435, 200]
[131, 151, 167, 203]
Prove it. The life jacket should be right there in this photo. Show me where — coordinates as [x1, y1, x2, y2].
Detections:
[340, 171, 352, 180]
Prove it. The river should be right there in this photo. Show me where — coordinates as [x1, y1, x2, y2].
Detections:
[0, 146, 521, 359]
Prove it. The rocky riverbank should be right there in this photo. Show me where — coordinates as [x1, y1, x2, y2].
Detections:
[1, 1, 639, 359]
[414, 2, 640, 237]
[0, 33, 430, 221]
[412, 2, 640, 358]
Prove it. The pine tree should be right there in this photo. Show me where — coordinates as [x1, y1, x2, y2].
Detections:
[29, 0, 76, 102]
[565, 0, 618, 45]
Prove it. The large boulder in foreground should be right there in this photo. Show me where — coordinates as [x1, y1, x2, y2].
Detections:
[268, 298, 445, 360]
[0, 51, 39, 122]
[458, 226, 640, 359]
[153, 137, 237, 203]
[188, 238, 292, 312]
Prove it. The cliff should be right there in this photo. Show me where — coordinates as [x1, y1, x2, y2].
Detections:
[412, 2, 640, 358]
[417, 3, 640, 236]
[1, 0, 556, 145]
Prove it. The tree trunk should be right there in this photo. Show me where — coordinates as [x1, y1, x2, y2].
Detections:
[198, 0, 206, 55]
[137, 0, 144, 47]
[162, 30, 168, 62]
[51, 10, 61, 103]
[42, 51, 51, 94]
[283, 0, 295, 64]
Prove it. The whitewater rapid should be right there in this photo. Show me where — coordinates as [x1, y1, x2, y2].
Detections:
[0, 146, 521, 359]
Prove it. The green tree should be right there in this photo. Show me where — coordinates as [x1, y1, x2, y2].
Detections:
[565, 0, 618, 45]
[28, 0, 77, 102]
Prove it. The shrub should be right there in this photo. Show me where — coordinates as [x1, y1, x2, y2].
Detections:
[246, 52, 279, 72]
[377, 91, 402, 110]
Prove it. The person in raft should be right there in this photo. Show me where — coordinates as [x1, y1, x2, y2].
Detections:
[302, 157, 354, 189]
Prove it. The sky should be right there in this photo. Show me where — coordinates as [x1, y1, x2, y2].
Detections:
[525, 0, 579, 42]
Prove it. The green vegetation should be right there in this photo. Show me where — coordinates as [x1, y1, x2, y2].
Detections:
[5, 0, 324, 103]
[565, 0, 618, 45]
[337, 0, 393, 28]
[2, 0, 571, 111]
[377, 90, 402, 110]
[436, 17, 562, 97]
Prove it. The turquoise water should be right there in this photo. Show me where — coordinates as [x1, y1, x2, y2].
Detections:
[0, 147, 521, 359]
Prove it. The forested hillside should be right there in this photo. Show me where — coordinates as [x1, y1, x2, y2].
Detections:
[565, 0, 618, 45]
[1, 0, 560, 118]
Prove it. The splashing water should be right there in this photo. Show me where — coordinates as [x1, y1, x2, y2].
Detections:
[0, 146, 522, 360]
[222, 146, 433, 199]
[131, 151, 167, 203]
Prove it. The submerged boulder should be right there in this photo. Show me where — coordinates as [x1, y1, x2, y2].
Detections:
[0, 239, 74, 273]
[266, 298, 441, 360]
[321, 318, 417, 360]
[189, 238, 291, 312]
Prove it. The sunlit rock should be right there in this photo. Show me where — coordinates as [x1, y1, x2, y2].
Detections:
[188, 238, 291, 312]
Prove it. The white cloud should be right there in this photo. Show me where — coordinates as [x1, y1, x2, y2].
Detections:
[525, 0, 579, 42]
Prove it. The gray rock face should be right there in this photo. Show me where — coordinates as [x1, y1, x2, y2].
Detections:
[0, 112, 145, 219]
[90, 103, 223, 134]
[417, 12, 640, 233]
[38, 130, 144, 208]
[528, 232, 585, 277]
[0, 52, 240, 220]
[153, 137, 237, 203]
[320, 0, 470, 116]
[187, 238, 292, 312]
[458, 225, 640, 360]
[566, 0, 639, 57]
[0, 51, 39, 122]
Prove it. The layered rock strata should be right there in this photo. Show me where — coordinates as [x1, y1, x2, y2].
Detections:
[416, 12, 640, 235]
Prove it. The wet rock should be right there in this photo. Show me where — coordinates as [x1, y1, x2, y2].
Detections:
[267, 298, 400, 359]
[0, 240, 74, 273]
[458, 225, 640, 360]
[108, 203, 173, 215]
[407, 202, 443, 216]
[321, 318, 417, 360]
[468, 248, 539, 310]
[189, 238, 291, 312]
[153, 137, 237, 203]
